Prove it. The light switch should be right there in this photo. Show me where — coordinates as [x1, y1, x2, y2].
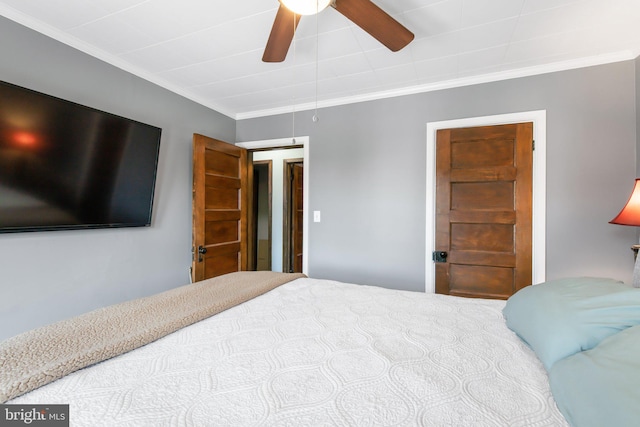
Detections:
[313, 211, 321, 223]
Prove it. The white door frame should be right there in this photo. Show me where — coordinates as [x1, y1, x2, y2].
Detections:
[425, 111, 546, 293]
[236, 137, 310, 275]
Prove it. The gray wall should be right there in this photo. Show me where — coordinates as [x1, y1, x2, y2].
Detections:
[0, 17, 235, 341]
[238, 61, 638, 291]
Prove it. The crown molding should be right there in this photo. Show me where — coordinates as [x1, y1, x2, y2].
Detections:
[237, 50, 637, 120]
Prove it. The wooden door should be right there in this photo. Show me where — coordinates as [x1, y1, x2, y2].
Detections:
[252, 161, 272, 271]
[435, 123, 533, 299]
[291, 162, 304, 273]
[192, 134, 248, 282]
[283, 160, 303, 273]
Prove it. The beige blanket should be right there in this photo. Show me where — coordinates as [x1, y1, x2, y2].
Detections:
[0, 271, 305, 403]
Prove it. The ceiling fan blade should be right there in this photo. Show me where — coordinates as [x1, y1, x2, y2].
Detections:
[263, 4, 301, 62]
[332, 0, 414, 52]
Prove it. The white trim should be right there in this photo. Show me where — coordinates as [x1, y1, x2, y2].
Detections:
[236, 137, 310, 275]
[425, 111, 546, 293]
[236, 137, 306, 150]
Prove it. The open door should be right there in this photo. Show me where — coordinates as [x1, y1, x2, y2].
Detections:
[283, 160, 304, 273]
[192, 134, 249, 282]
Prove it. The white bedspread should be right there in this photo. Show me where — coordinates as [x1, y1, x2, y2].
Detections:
[10, 278, 568, 426]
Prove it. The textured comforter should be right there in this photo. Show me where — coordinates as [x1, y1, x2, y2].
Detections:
[1, 271, 304, 402]
[5, 275, 567, 426]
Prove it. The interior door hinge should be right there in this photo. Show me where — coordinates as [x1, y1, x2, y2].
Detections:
[532, 140, 535, 151]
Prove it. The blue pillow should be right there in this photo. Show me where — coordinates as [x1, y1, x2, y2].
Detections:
[549, 325, 640, 427]
[502, 277, 640, 370]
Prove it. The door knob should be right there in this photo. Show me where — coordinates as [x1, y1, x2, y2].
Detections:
[432, 251, 448, 263]
[197, 245, 207, 262]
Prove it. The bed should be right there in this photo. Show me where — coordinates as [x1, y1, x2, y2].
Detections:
[2, 272, 639, 426]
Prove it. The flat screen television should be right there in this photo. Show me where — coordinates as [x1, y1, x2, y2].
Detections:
[0, 80, 162, 233]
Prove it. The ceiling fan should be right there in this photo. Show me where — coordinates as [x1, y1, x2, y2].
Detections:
[263, 0, 414, 62]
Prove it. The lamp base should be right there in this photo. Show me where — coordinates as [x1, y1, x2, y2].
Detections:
[633, 247, 640, 288]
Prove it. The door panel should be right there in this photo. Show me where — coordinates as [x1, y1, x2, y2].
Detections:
[450, 265, 514, 296]
[435, 123, 533, 299]
[192, 134, 248, 282]
[205, 220, 239, 245]
[204, 244, 242, 278]
[206, 150, 239, 175]
[451, 223, 513, 252]
[451, 182, 514, 210]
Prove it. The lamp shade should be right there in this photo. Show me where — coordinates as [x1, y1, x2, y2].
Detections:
[281, 0, 331, 15]
[610, 179, 640, 226]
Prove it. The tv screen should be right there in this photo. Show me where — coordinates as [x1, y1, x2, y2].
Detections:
[0, 80, 162, 233]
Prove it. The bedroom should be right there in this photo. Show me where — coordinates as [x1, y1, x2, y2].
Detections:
[0, 0, 639, 425]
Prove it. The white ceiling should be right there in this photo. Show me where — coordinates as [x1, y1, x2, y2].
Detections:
[1, 0, 639, 119]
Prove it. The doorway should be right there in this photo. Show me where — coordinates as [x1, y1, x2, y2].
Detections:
[426, 111, 547, 293]
[253, 161, 272, 271]
[238, 138, 309, 274]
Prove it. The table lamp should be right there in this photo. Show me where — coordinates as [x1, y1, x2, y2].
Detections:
[609, 178, 640, 287]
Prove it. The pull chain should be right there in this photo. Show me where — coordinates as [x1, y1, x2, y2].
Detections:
[291, 10, 297, 143]
[313, 0, 320, 122]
